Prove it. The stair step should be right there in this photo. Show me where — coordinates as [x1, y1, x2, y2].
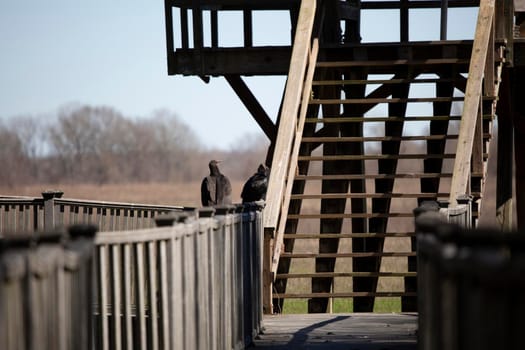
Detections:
[301, 135, 458, 142]
[310, 96, 465, 105]
[294, 173, 452, 180]
[275, 272, 417, 279]
[316, 58, 470, 68]
[302, 134, 491, 143]
[298, 154, 461, 161]
[312, 77, 464, 86]
[290, 193, 449, 200]
[280, 252, 416, 258]
[287, 213, 414, 219]
[278, 292, 417, 298]
[305, 115, 493, 123]
[282, 233, 415, 239]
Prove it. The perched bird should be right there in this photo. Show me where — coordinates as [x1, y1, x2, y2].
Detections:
[241, 163, 270, 203]
[201, 160, 232, 206]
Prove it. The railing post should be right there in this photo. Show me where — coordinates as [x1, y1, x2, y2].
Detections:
[41, 190, 63, 231]
[263, 227, 274, 314]
[66, 224, 97, 350]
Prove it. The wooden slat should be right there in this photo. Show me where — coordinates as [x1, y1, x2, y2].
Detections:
[316, 58, 470, 67]
[310, 96, 464, 105]
[287, 213, 415, 219]
[282, 232, 416, 239]
[305, 115, 493, 123]
[135, 243, 147, 350]
[306, 115, 458, 123]
[298, 154, 459, 161]
[279, 291, 417, 298]
[123, 244, 133, 350]
[301, 135, 459, 142]
[159, 241, 170, 350]
[311, 77, 463, 86]
[280, 252, 416, 258]
[276, 272, 418, 279]
[294, 173, 452, 180]
[98, 245, 109, 350]
[111, 245, 122, 350]
[290, 193, 448, 199]
[148, 242, 159, 350]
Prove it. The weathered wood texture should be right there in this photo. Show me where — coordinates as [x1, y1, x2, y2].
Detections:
[1, 202, 265, 350]
[264, 0, 317, 234]
[93, 204, 264, 350]
[416, 211, 525, 350]
[0, 225, 97, 350]
[0, 191, 187, 235]
[449, 0, 495, 206]
[251, 313, 417, 349]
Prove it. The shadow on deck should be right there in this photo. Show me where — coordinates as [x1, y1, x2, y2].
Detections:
[249, 313, 417, 349]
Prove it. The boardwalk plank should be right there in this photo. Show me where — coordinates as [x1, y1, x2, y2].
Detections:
[249, 313, 417, 349]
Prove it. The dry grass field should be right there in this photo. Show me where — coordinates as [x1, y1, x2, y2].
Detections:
[0, 181, 246, 208]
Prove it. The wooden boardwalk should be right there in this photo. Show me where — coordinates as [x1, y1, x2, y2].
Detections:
[249, 313, 417, 349]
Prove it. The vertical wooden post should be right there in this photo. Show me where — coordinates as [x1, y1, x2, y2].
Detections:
[263, 228, 274, 314]
[42, 190, 63, 232]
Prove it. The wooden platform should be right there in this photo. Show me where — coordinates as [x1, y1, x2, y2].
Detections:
[249, 313, 417, 349]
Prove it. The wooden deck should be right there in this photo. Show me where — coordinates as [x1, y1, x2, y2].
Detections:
[250, 313, 417, 349]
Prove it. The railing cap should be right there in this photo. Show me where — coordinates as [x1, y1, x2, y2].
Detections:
[456, 194, 473, 205]
[41, 190, 64, 200]
[155, 212, 192, 226]
[215, 205, 236, 215]
[68, 224, 98, 239]
[0, 234, 34, 251]
[241, 200, 266, 212]
[198, 207, 215, 218]
[413, 200, 440, 217]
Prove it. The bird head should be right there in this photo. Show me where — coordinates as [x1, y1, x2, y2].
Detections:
[209, 160, 222, 175]
[257, 163, 270, 176]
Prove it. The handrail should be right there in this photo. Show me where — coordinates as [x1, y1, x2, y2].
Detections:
[264, 0, 317, 234]
[449, 0, 495, 206]
[0, 192, 189, 235]
[271, 38, 319, 276]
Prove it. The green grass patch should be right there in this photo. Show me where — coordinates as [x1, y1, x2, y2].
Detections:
[282, 299, 308, 314]
[281, 297, 402, 314]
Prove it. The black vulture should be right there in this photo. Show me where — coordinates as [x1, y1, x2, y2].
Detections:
[241, 163, 270, 203]
[201, 160, 232, 206]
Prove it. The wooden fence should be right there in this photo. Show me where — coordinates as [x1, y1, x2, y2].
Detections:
[0, 224, 97, 350]
[0, 190, 188, 235]
[1, 201, 264, 350]
[415, 210, 525, 350]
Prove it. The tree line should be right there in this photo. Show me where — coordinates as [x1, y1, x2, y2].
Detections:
[0, 104, 269, 187]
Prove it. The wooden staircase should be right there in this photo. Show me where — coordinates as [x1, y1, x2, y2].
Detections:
[268, 38, 505, 312]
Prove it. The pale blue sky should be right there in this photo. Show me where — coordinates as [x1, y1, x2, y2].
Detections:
[0, 1, 477, 150]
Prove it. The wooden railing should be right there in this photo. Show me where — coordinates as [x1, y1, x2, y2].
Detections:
[415, 210, 525, 350]
[0, 191, 188, 235]
[1, 203, 264, 350]
[93, 203, 264, 350]
[449, 0, 496, 206]
[0, 225, 97, 350]
[263, 0, 317, 267]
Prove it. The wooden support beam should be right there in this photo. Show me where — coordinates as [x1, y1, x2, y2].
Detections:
[264, 0, 316, 232]
[496, 71, 514, 230]
[449, 0, 495, 206]
[211, 10, 218, 47]
[180, 8, 189, 49]
[225, 75, 276, 141]
[243, 10, 253, 47]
